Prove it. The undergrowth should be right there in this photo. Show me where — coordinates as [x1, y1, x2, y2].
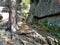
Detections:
[32, 18, 60, 38]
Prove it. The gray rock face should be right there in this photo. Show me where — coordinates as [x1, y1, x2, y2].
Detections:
[47, 16, 60, 26]
[34, 0, 60, 17]
[29, 0, 60, 26]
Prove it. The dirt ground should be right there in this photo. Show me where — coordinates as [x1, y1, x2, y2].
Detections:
[0, 22, 59, 45]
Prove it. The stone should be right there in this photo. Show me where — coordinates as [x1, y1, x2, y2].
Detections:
[34, 0, 60, 17]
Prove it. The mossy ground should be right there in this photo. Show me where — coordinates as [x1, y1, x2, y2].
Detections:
[32, 18, 60, 38]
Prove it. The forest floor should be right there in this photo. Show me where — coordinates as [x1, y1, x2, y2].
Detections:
[0, 21, 60, 45]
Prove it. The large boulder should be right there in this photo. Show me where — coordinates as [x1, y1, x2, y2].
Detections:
[34, 0, 60, 17]
[29, 0, 60, 26]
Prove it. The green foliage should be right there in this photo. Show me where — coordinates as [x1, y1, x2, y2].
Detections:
[23, 13, 29, 21]
[23, 0, 31, 4]
[51, 42, 56, 45]
[32, 19, 38, 24]
[22, 3, 28, 9]
[5, 0, 11, 7]
[32, 18, 60, 38]
[17, 0, 30, 22]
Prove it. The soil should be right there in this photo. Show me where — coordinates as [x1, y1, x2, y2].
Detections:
[0, 21, 60, 45]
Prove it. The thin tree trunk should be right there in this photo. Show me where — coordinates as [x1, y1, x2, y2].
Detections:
[9, 0, 17, 33]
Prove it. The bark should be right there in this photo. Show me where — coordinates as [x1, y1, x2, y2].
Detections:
[9, 0, 17, 32]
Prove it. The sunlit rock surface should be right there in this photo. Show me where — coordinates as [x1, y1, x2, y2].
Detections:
[0, 13, 9, 24]
[0, 6, 9, 29]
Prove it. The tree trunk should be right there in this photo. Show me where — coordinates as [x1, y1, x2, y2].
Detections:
[9, 0, 17, 32]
